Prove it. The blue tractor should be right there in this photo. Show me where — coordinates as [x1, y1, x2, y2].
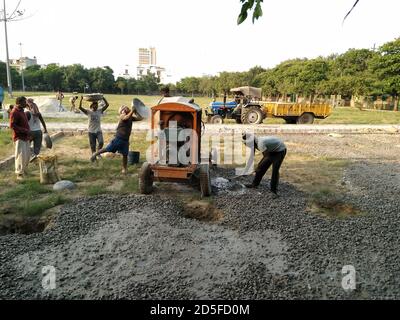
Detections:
[205, 100, 240, 124]
[205, 86, 265, 124]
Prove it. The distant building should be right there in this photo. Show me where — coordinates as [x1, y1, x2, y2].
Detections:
[137, 47, 167, 83]
[117, 65, 134, 79]
[10, 56, 37, 71]
[139, 47, 157, 66]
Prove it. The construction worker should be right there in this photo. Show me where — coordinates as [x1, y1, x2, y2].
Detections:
[26, 98, 48, 161]
[79, 96, 109, 158]
[158, 86, 171, 104]
[10, 97, 31, 180]
[90, 105, 143, 175]
[242, 133, 287, 195]
[69, 95, 79, 112]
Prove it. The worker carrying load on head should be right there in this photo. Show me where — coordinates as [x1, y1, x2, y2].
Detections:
[90, 104, 143, 175]
[242, 133, 287, 195]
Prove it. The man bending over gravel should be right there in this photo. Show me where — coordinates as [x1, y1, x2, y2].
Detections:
[242, 133, 287, 195]
[90, 105, 142, 174]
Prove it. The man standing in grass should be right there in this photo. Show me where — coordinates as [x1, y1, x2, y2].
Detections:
[10, 97, 31, 180]
[56, 91, 64, 112]
[26, 98, 48, 161]
[90, 105, 143, 175]
[79, 96, 109, 159]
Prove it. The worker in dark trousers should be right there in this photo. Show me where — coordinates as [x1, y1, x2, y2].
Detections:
[242, 133, 287, 195]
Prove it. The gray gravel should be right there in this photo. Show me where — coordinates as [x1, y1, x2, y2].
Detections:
[0, 134, 399, 299]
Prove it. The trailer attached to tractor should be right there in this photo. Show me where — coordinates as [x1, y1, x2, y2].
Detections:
[206, 86, 332, 125]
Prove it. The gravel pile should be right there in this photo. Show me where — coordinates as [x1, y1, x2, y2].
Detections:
[215, 162, 400, 299]
[0, 134, 399, 299]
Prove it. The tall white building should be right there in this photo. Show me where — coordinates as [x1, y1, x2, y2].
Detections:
[137, 47, 167, 83]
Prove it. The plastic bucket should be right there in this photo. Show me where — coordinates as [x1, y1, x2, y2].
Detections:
[128, 151, 140, 165]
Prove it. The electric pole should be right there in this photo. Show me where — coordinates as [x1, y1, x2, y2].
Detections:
[1, 0, 28, 97]
[19, 42, 25, 92]
[2, 0, 12, 97]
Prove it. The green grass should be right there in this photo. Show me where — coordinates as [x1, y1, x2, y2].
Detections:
[121, 174, 139, 193]
[0, 131, 150, 222]
[3, 91, 400, 125]
[85, 185, 108, 196]
[0, 180, 49, 202]
[21, 194, 67, 216]
[0, 129, 13, 159]
[0, 176, 67, 217]
[317, 107, 400, 125]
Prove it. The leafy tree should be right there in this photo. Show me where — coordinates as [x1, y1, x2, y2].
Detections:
[88, 66, 115, 93]
[199, 76, 217, 97]
[238, 0, 263, 25]
[42, 64, 64, 91]
[115, 77, 127, 94]
[63, 64, 89, 92]
[24, 65, 44, 91]
[0, 61, 22, 90]
[140, 74, 160, 94]
[177, 77, 200, 96]
[370, 38, 400, 109]
[245, 66, 266, 86]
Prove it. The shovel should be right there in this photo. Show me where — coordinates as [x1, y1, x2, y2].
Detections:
[228, 172, 255, 181]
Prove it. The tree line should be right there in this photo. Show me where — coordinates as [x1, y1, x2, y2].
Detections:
[0, 63, 161, 95]
[1, 37, 399, 103]
[175, 37, 400, 106]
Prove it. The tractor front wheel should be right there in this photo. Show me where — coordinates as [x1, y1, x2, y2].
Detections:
[139, 162, 154, 194]
[199, 164, 212, 198]
[210, 115, 224, 124]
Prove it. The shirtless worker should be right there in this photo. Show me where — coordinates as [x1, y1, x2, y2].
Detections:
[90, 104, 143, 174]
[69, 96, 79, 112]
[242, 133, 287, 196]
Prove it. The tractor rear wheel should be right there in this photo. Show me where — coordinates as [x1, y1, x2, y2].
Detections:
[297, 113, 315, 124]
[241, 107, 264, 125]
[139, 162, 153, 194]
[199, 164, 212, 198]
[210, 115, 224, 124]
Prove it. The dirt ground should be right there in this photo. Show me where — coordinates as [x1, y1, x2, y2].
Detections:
[0, 133, 399, 299]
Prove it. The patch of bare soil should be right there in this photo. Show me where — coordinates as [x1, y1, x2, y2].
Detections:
[0, 214, 54, 236]
[182, 200, 224, 222]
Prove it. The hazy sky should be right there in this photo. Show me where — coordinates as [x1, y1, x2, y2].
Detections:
[1, 0, 399, 82]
